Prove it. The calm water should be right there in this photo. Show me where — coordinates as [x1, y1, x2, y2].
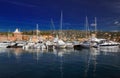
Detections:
[0, 48, 120, 78]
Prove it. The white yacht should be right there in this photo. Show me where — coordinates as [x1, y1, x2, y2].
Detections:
[56, 39, 66, 49]
[66, 42, 74, 48]
[98, 40, 120, 48]
[45, 41, 55, 49]
[0, 41, 11, 48]
[33, 42, 46, 50]
[79, 37, 101, 48]
[98, 40, 120, 52]
[23, 42, 35, 49]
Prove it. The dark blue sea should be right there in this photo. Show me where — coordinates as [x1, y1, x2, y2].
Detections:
[0, 48, 120, 78]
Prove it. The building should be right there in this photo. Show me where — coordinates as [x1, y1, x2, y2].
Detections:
[13, 28, 22, 41]
[0, 35, 8, 42]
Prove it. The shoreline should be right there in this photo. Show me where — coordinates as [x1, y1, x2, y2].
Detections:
[0, 30, 120, 42]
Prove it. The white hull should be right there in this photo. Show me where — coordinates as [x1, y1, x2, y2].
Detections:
[56, 45, 66, 49]
[66, 45, 74, 48]
[66, 43, 74, 48]
[79, 41, 91, 48]
[99, 45, 119, 49]
[0, 42, 10, 48]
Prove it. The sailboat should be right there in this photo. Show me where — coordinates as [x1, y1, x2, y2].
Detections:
[79, 17, 102, 48]
[79, 16, 91, 48]
[54, 11, 66, 49]
[34, 24, 46, 50]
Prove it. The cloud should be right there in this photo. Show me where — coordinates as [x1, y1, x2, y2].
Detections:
[0, 0, 37, 8]
[114, 21, 119, 24]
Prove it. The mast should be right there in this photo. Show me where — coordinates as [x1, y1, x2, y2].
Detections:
[60, 11, 63, 38]
[60, 11, 63, 33]
[94, 17, 97, 37]
[36, 24, 38, 40]
[51, 18, 55, 34]
[85, 16, 89, 39]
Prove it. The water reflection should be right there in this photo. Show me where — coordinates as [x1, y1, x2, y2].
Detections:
[84, 48, 103, 78]
[12, 48, 24, 58]
[0, 47, 119, 60]
[0, 48, 23, 58]
[99, 46, 120, 52]
[84, 49, 91, 78]
[59, 50, 63, 78]
[0, 47, 119, 78]
[0, 48, 10, 54]
[90, 48, 98, 78]
[0, 47, 119, 59]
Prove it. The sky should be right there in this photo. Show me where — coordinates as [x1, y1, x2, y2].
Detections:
[0, 0, 120, 32]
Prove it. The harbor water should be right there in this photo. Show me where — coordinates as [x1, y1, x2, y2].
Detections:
[0, 48, 120, 78]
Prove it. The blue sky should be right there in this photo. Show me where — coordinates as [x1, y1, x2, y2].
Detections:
[0, 0, 120, 32]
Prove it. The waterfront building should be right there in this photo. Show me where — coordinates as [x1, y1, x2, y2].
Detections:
[13, 28, 22, 41]
[0, 35, 8, 42]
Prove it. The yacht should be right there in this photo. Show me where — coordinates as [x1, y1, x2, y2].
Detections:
[33, 42, 46, 50]
[79, 40, 91, 48]
[98, 40, 120, 48]
[0, 41, 11, 48]
[45, 40, 54, 50]
[23, 42, 35, 49]
[55, 39, 66, 49]
[66, 41, 74, 48]
[79, 37, 101, 48]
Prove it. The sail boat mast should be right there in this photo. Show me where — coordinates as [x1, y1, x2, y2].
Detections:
[59, 11, 63, 38]
[51, 18, 55, 34]
[94, 17, 97, 37]
[60, 11, 63, 34]
[85, 16, 89, 39]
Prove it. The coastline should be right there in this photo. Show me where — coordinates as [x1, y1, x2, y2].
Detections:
[0, 30, 120, 42]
